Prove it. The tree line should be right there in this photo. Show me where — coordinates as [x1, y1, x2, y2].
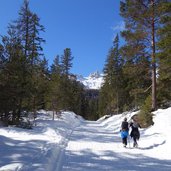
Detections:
[0, 0, 170, 126]
[99, 0, 171, 126]
[0, 0, 94, 125]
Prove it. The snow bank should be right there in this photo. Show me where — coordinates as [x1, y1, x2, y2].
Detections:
[98, 111, 138, 131]
[0, 110, 82, 171]
[140, 108, 171, 160]
[60, 108, 171, 171]
[98, 107, 171, 160]
[0, 108, 171, 170]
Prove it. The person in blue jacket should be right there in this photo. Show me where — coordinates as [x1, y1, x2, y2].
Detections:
[120, 117, 129, 147]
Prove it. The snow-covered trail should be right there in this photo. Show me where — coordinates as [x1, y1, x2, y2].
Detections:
[0, 109, 171, 171]
[59, 120, 171, 171]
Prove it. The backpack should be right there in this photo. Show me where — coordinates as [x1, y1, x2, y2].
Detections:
[121, 130, 128, 138]
[121, 121, 129, 131]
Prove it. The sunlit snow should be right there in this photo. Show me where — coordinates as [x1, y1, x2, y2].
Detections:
[77, 71, 104, 89]
[0, 108, 171, 171]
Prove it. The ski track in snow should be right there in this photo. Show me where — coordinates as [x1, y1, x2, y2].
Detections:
[1, 108, 171, 171]
[59, 120, 171, 171]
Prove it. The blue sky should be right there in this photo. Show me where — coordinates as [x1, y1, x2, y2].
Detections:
[0, 0, 124, 76]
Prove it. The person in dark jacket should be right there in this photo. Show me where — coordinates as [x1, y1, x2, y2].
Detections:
[130, 118, 141, 147]
[120, 117, 129, 147]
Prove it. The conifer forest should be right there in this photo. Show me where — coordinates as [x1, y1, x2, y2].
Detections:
[0, 0, 171, 127]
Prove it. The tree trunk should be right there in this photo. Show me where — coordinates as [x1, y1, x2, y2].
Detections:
[151, 0, 157, 111]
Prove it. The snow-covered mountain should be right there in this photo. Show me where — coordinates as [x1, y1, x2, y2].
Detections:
[77, 71, 104, 90]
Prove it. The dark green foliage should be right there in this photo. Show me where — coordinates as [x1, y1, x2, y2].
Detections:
[138, 96, 154, 128]
[157, 1, 171, 107]
[16, 0, 45, 60]
[99, 0, 170, 122]
[99, 34, 125, 116]
[33, 57, 49, 110]
[51, 55, 61, 74]
[47, 51, 88, 119]
[120, 0, 167, 111]
[0, 0, 46, 125]
[0, 0, 99, 123]
[0, 31, 28, 123]
[46, 55, 62, 113]
[98, 84, 111, 117]
[84, 89, 99, 120]
[117, 0, 171, 126]
[1, 0, 171, 125]
[61, 48, 73, 76]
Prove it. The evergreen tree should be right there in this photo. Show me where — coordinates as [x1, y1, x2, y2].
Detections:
[47, 55, 62, 115]
[51, 55, 61, 74]
[138, 95, 154, 128]
[0, 44, 5, 67]
[120, 42, 151, 110]
[157, 1, 171, 106]
[0, 28, 27, 123]
[120, 0, 166, 110]
[0, 0, 46, 124]
[61, 48, 73, 76]
[34, 57, 49, 110]
[15, 0, 45, 60]
[67, 78, 85, 116]
[99, 34, 124, 116]
[47, 53, 87, 119]
[15, 0, 45, 115]
[58, 48, 74, 110]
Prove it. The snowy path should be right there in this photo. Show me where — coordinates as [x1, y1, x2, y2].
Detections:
[58, 120, 171, 171]
[1, 109, 171, 171]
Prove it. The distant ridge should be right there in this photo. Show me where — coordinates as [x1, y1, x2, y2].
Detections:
[77, 71, 104, 90]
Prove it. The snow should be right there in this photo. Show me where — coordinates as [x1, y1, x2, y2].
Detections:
[77, 71, 104, 90]
[0, 111, 82, 171]
[0, 108, 171, 171]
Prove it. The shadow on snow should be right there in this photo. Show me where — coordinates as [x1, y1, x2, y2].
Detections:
[62, 148, 171, 171]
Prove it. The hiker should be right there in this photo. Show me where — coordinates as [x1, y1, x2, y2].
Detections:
[130, 118, 141, 147]
[120, 117, 129, 147]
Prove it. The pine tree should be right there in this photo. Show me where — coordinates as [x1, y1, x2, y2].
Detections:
[67, 78, 85, 116]
[47, 55, 62, 116]
[47, 53, 86, 119]
[0, 0, 46, 124]
[157, 1, 171, 106]
[61, 48, 73, 76]
[120, 41, 151, 110]
[99, 34, 124, 116]
[34, 57, 49, 110]
[120, 0, 166, 110]
[138, 95, 154, 128]
[0, 28, 27, 123]
[14, 0, 45, 60]
[14, 0, 45, 115]
[51, 55, 61, 74]
[0, 44, 5, 67]
[58, 48, 74, 110]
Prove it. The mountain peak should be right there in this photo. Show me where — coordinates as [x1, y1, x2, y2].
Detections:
[89, 71, 101, 79]
[77, 71, 104, 90]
